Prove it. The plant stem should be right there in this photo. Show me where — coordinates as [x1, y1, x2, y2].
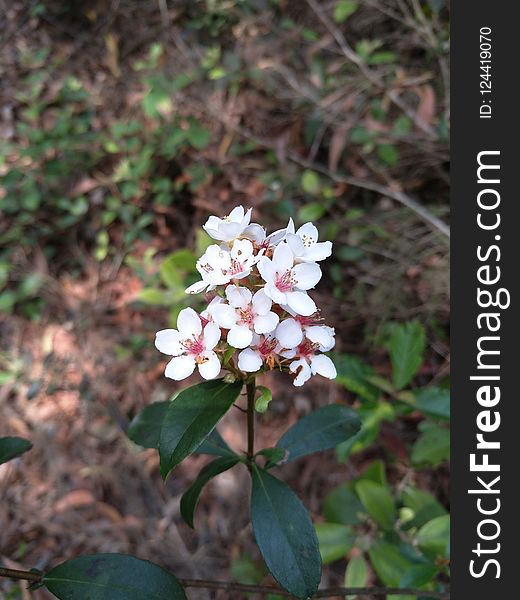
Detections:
[246, 378, 256, 467]
[0, 567, 42, 583]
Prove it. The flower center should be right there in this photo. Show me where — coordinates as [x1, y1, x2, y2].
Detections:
[275, 269, 295, 292]
[182, 336, 205, 356]
[238, 307, 254, 326]
[297, 340, 320, 358]
[301, 234, 315, 248]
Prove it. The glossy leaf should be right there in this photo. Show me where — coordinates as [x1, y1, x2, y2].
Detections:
[0, 436, 32, 465]
[399, 563, 439, 588]
[387, 321, 425, 390]
[181, 456, 241, 528]
[275, 405, 361, 463]
[315, 523, 355, 565]
[128, 401, 169, 448]
[251, 467, 321, 599]
[42, 554, 186, 600]
[159, 379, 242, 479]
[195, 428, 236, 457]
[355, 480, 395, 531]
[417, 515, 450, 561]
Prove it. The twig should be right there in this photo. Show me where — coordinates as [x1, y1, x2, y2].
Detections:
[0, 567, 450, 598]
[305, 0, 438, 139]
[246, 379, 256, 467]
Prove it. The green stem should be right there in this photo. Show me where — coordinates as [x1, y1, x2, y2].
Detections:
[246, 379, 256, 467]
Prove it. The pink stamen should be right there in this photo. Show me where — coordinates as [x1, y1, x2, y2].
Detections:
[238, 307, 254, 326]
[297, 339, 319, 358]
[182, 336, 205, 356]
[275, 270, 295, 292]
[258, 337, 277, 357]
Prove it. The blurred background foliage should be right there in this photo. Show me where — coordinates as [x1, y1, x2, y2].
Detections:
[0, 1, 449, 598]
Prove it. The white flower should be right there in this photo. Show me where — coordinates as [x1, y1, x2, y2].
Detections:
[208, 286, 279, 349]
[242, 218, 295, 248]
[155, 307, 222, 380]
[238, 334, 279, 372]
[203, 205, 252, 242]
[286, 222, 332, 263]
[276, 316, 335, 351]
[186, 239, 260, 294]
[289, 354, 337, 386]
[258, 241, 321, 316]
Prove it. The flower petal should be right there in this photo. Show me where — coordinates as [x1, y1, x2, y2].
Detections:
[238, 348, 263, 372]
[155, 329, 183, 355]
[257, 256, 275, 283]
[165, 355, 196, 380]
[286, 291, 317, 316]
[272, 241, 294, 272]
[292, 262, 322, 290]
[275, 318, 303, 349]
[310, 354, 337, 380]
[228, 325, 254, 349]
[185, 280, 209, 294]
[286, 233, 305, 257]
[226, 285, 252, 308]
[296, 222, 319, 244]
[177, 307, 202, 336]
[254, 312, 280, 335]
[305, 325, 336, 352]
[203, 322, 222, 350]
[229, 205, 245, 222]
[252, 288, 272, 315]
[198, 351, 221, 380]
[264, 282, 287, 306]
[210, 303, 238, 329]
[302, 241, 333, 262]
[242, 223, 266, 243]
[289, 358, 311, 387]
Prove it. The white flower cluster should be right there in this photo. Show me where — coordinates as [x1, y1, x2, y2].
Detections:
[155, 206, 337, 387]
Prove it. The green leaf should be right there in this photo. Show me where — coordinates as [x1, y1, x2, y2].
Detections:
[160, 257, 183, 289]
[387, 321, 426, 390]
[357, 460, 387, 486]
[301, 170, 321, 195]
[368, 542, 415, 587]
[255, 385, 273, 413]
[158, 379, 243, 479]
[324, 484, 364, 525]
[258, 447, 287, 467]
[401, 486, 447, 530]
[42, 554, 186, 600]
[137, 288, 171, 306]
[355, 480, 395, 531]
[186, 123, 211, 150]
[344, 555, 369, 600]
[128, 401, 169, 448]
[195, 428, 236, 457]
[411, 423, 450, 467]
[333, 0, 359, 23]
[399, 563, 439, 588]
[334, 354, 379, 402]
[315, 522, 355, 565]
[180, 456, 241, 528]
[417, 515, 450, 561]
[251, 467, 321, 599]
[276, 405, 361, 462]
[415, 387, 450, 420]
[0, 436, 33, 465]
[298, 202, 325, 222]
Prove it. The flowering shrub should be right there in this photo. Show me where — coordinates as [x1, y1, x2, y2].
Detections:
[156, 206, 337, 387]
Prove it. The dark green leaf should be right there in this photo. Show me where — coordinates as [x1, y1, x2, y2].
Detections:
[42, 554, 186, 600]
[387, 321, 426, 390]
[368, 542, 416, 587]
[276, 405, 361, 462]
[159, 379, 242, 478]
[355, 480, 395, 531]
[411, 423, 450, 467]
[0, 436, 32, 465]
[180, 456, 240, 528]
[334, 354, 379, 402]
[399, 563, 439, 588]
[357, 460, 387, 486]
[258, 447, 287, 467]
[128, 402, 169, 448]
[315, 523, 355, 565]
[251, 467, 321, 599]
[194, 428, 236, 458]
[415, 387, 450, 420]
[324, 484, 364, 525]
